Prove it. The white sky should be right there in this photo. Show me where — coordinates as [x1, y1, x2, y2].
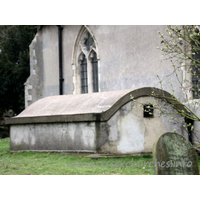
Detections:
[1, 0, 200, 25]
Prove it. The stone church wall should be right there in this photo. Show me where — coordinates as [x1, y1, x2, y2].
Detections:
[25, 25, 184, 107]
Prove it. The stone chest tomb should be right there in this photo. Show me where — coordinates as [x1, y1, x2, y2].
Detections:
[6, 87, 187, 154]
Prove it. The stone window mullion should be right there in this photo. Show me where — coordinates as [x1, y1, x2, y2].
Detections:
[86, 55, 93, 93]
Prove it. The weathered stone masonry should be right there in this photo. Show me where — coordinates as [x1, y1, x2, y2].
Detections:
[6, 87, 187, 154]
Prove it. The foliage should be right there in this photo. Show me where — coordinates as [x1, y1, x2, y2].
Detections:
[0, 126, 8, 138]
[157, 25, 200, 149]
[0, 25, 37, 116]
[157, 25, 200, 100]
[157, 26, 200, 123]
[131, 25, 200, 150]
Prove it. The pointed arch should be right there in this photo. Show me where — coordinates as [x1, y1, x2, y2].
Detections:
[72, 26, 100, 94]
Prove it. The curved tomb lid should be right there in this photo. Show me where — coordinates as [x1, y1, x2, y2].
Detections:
[20, 89, 134, 117]
[5, 87, 186, 124]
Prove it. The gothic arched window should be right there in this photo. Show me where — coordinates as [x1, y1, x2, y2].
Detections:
[72, 26, 99, 94]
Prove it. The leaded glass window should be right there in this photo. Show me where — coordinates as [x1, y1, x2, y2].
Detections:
[81, 55, 88, 93]
[92, 53, 99, 92]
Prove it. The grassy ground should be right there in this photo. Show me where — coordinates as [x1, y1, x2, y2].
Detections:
[0, 138, 200, 175]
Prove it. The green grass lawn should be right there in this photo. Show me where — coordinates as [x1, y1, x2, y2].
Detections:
[0, 138, 200, 175]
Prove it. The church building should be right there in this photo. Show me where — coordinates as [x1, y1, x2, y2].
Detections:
[6, 25, 195, 154]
